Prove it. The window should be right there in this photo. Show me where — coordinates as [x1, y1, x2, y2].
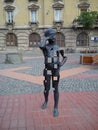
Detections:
[55, 32, 65, 47]
[29, 33, 41, 47]
[7, 11, 13, 23]
[4, 5, 15, 24]
[6, 33, 17, 46]
[76, 32, 89, 46]
[28, 3, 39, 25]
[52, 1, 64, 28]
[30, 10, 37, 23]
[54, 9, 62, 21]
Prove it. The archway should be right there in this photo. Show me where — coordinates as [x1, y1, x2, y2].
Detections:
[6, 33, 17, 46]
[29, 33, 41, 47]
[55, 32, 65, 47]
[76, 32, 89, 47]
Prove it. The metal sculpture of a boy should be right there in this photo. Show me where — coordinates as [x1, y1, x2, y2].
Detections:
[38, 28, 67, 117]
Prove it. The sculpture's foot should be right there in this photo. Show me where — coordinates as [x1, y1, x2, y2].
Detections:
[41, 102, 47, 109]
[53, 108, 59, 117]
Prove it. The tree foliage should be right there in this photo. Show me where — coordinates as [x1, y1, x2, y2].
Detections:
[77, 11, 98, 29]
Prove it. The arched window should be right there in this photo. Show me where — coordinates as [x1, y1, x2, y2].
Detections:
[76, 32, 89, 46]
[6, 33, 17, 46]
[55, 32, 65, 47]
[29, 33, 41, 47]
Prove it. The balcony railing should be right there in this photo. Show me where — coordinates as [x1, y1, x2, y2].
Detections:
[29, 21, 39, 25]
[5, 21, 15, 26]
[53, 20, 63, 25]
[53, 20, 63, 29]
[5, 21, 15, 31]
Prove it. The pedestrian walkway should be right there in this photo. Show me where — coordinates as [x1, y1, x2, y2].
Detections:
[0, 92, 98, 130]
[0, 50, 98, 130]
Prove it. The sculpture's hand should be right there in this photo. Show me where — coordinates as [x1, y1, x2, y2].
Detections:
[60, 50, 64, 57]
[59, 50, 67, 67]
[38, 36, 49, 48]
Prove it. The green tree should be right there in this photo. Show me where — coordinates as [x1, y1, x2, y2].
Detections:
[77, 11, 98, 29]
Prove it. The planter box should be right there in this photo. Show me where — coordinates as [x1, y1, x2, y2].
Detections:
[92, 54, 98, 64]
[80, 55, 93, 64]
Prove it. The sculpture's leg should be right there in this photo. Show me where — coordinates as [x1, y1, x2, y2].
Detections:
[52, 75, 60, 117]
[41, 69, 51, 109]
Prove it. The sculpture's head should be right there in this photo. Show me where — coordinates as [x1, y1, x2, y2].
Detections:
[44, 28, 56, 42]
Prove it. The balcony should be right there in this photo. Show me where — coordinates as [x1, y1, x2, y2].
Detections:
[5, 21, 15, 31]
[53, 20, 63, 27]
[29, 21, 39, 25]
[53, 20, 63, 31]
[72, 19, 82, 29]
[29, 21, 39, 31]
[4, 0, 14, 3]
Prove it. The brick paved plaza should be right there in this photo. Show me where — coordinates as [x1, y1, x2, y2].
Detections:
[0, 49, 98, 130]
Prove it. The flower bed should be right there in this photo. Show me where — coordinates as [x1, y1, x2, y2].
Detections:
[80, 49, 97, 53]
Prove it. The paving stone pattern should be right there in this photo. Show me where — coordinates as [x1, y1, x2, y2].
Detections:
[0, 50, 98, 96]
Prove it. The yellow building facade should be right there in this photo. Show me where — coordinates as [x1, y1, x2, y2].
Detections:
[0, 0, 98, 51]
